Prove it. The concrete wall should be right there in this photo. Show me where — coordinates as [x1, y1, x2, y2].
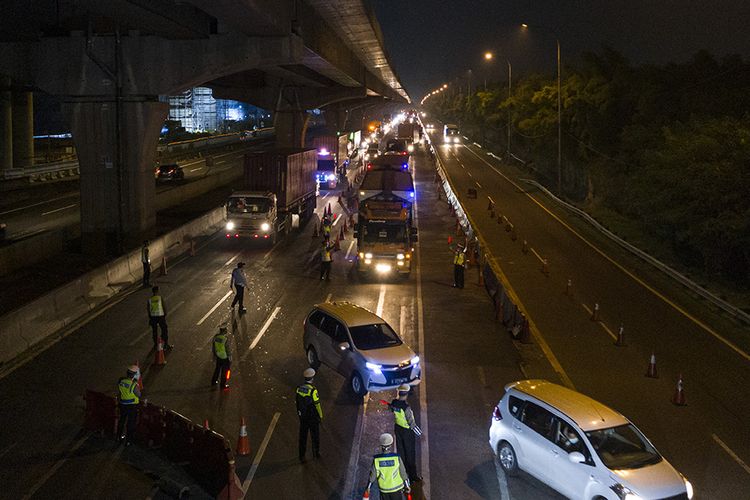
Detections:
[155, 164, 241, 211]
[0, 206, 226, 368]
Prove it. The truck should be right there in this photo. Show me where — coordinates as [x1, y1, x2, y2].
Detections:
[312, 135, 347, 189]
[354, 169, 417, 278]
[397, 122, 416, 146]
[443, 123, 461, 144]
[225, 148, 317, 244]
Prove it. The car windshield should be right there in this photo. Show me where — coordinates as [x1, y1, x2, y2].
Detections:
[445, 128, 459, 136]
[228, 197, 271, 214]
[349, 323, 402, 350]
[586, 424, 662, 469]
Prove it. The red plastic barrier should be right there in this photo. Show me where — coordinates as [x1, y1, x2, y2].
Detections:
[189, 429, 233, 496]
[136, 402, 166, 447]
[163, 411, 195, 464]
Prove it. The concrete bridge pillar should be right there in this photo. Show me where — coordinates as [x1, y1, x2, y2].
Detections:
[273, 109, 310, 148]
[0, 76, 11, 171]
[11, 89, 34, 168]
[63, 99, 168, 256]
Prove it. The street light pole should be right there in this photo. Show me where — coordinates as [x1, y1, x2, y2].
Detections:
[507, 60, 512, 156]
[556, 38, 561, 195]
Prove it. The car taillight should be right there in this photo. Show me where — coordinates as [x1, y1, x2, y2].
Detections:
[492, 405, 502, 421]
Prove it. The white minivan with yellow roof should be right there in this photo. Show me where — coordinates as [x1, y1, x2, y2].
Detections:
[489, 380, 693, 500]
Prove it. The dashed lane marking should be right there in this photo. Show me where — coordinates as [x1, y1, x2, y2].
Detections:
[344, 240, 356, 260]
[247, 306, 281, 351]
[242, 412, 281, 492]
[41, 203, 77, 216]
[487, 195, 495, 205]
[0, 193, 78, 216]
[713, 434, 750, 475]
[196, 290, 233, 326]
[476, 181, 482, 188]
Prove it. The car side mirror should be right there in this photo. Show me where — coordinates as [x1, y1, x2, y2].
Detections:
[568, 451, 585, 464]
[338, 342, 351, 351]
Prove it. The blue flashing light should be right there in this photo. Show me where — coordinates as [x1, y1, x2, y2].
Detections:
[402, 163, 408, 170]
[409, 192, 415, 198]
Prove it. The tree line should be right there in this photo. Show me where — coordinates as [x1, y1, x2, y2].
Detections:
[429, 49, 750, 287]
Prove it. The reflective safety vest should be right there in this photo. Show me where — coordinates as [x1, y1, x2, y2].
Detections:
[454, 251, 466, 266]
[149, 295, 164, 316]
[373, 452, 405, 493]
[214, 334, 228, 359]
[390, 399, 410, 429]
[118, 377, 139, 405]
[296, 383, 322, 420]
[321, 247, 332, 262]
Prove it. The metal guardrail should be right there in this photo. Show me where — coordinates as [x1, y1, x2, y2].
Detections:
[519, 178, 750, 326]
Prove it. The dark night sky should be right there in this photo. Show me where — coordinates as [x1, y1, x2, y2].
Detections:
[372, 0, 750, 102]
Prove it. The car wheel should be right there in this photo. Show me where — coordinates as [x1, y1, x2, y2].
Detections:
[306, 346, 320, 369]
[350, 371, 367, 396]
[498, 442, 519, 476]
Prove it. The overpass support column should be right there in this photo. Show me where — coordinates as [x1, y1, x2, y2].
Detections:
[0, 76, 11, 171]
[11, 90, 34, 168]
[63, 99, 168, 256]
[273, 110, 310, 148]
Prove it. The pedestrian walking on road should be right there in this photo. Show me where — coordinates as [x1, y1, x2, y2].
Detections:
[365, 433, 410, 500]
[452, 243, 467, 289]
[211, 326, 232, 389]
[230, 262, 247, 313]
[296, 368, 323, 463]
[117, 365, 142, 446]
[319, 240, 335, 281]
[389, 384, 422, 482]
[141, 240, 151, 287]
[147, 286, 171, 349]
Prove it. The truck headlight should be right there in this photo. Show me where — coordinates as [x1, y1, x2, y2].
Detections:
[260, 222, 270, 232]
[684, 478, 694, 499]
[365, 253, 373, 259]
[226, 221, 235, 230]
[365, 362, 382, 374]
[326, 174, 336, 181]
[397, 253, 405, 260]
[375, 263, 392, 273]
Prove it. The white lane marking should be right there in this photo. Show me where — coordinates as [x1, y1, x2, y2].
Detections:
[487, 195, 495, 204]
[343, 394, 370, 497]
[476, 181, 482, 188]
[529, 247, 544, 264]
[196, 290, 233, 326]
[22, 434, 89, 500]
[325, 293, 333, 303]
[463, 145, 750, 363]
[473, 142, 483, 148]
[580, 304, 618, 342]
[128, 301, 185, 346]
[467, 171, 473, 178]
[344, 240, 356, 260]
[248, 306, 281, 351]
[242, 412, 281, 492]
[224, 252, 242, 268]
[322, 192, 329, 199]
[216, 160, 226, 164]
[713, 434, 750, 475]
[0, 193, 78, 216]
[332, 213, 341, 226]
[413, 163, 431, 497]
[376, 284, 386, 317]
[189, 167, 202, 172]
[41, 203, 77, 216]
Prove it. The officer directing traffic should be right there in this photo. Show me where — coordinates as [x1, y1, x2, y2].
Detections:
[389, 384, 422, 482]
[452, 242, 467, 288]
[296, 368, 323, 463]
[117, 365, 142, 446]
[147, 286, 172, 349]
[211, 326, 232, 389]
[365, 433, 410, 500]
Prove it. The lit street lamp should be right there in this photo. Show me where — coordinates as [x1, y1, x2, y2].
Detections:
[483, 51, 513, 154]
[521, 23, 562, 195]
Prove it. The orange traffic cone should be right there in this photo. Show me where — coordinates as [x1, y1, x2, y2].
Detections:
[153, 338, 166, 366]
[236, 417, 251, 456]
[339, 227, 345, 241]
[327, 203, 332, 216]
[646, 353, 658, 378]
[671, 374, 687, 406]
[362, 489, 370, 499]
[135, 360, 143, 392]
[447, 235, 453, 245]
[203, 419, 210, 430]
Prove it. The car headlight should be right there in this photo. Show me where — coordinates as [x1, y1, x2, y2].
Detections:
[410, 355, 420, 365]
[326, 174, 336, 181]
[365, 362, 382, 374]
[610, 484, 642, 500]
[365, 253, 373, 259]
[407, 144, 414, 152]
[454, 137, 460, 143]
[260, 222, 270, 231]
[684, 478, 694, 499]
[397, 253, 405, 260]
[226, 221, 235, 230]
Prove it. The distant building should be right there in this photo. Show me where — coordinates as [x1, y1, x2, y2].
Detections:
[168, 87, 266, 133]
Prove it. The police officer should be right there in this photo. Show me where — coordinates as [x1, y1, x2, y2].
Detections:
[211, 326, 232, 389]
[117, 365, 142, 446]
[389, 384, 422, 482]
[320, 240, 334, 281]
[322, 215, 332, 241]
[366, 433, 410, 500]
[452, 243, 467, 288]
[141, 240, 151, 288]
[296, 368, 322, 463]
[147, 286, 171, 349]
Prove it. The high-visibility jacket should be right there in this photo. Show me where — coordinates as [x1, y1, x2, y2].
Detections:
[213, 333, 228, 359]
[373, 452, 405, 493]
[148, 295, 164, 316]
[296, 383, 323, 420]
[118, 377, 139, 405]
[390, 399, 410, 429]
[321, 246, 333, 262]
[323, 224, 332, 235]
[454, 251, 466, 267]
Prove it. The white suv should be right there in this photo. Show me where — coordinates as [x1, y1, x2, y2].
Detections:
[489, 380, 693, 500]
